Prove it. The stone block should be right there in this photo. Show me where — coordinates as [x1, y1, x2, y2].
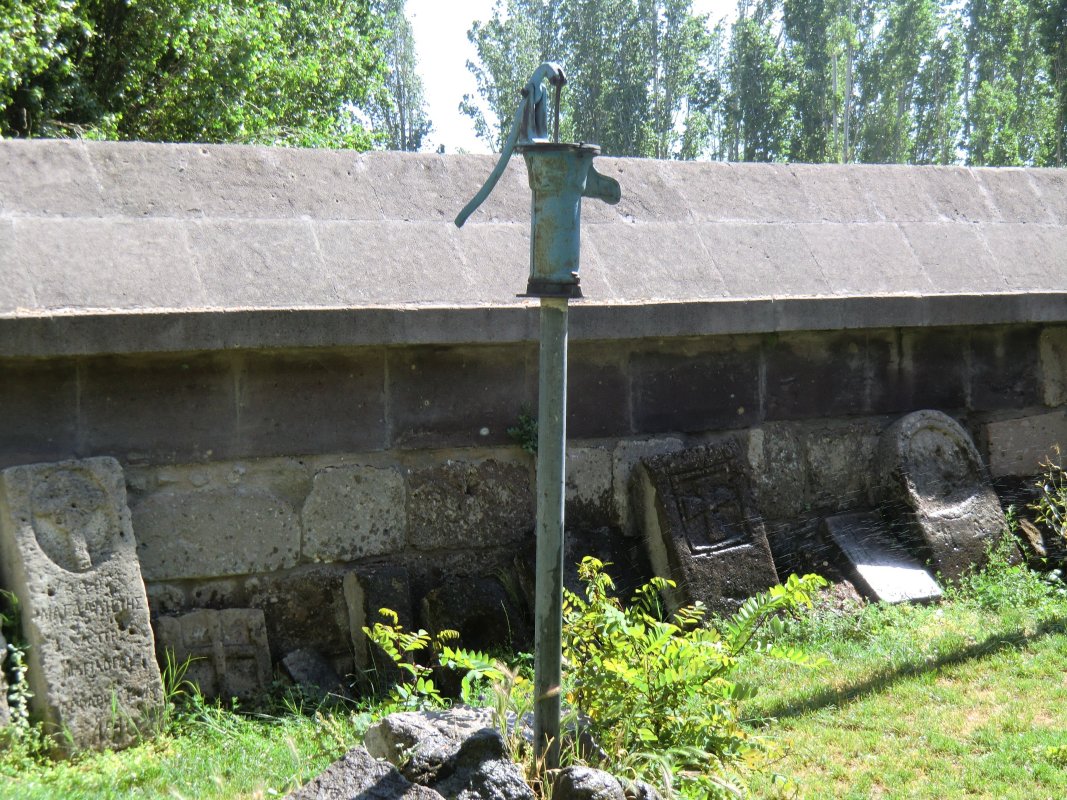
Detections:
[797, 222, 931, 296]
[633, 442, 779, 614]
[154, 608, 272, 700]
[314, 219, 470, 306]
[979, 223, 1065, 292]
[133, 489, 300, 580]
[243, 565, 354, 670]
[896, 328, 969, 411]
[874, 410, 1014, 581]
[0, 139, 103, 215]
[186, 219, 332, 308]
[421, 575, 531, 653]
[583, 221, 729, 302]
[696, 222, 832, 299]
[344, 565, 414, 679]
[302, 465, 406, 562]
[970, 327, 1043, 411]
[631, 338, 760, 434]
[985, 411, 1067, 478]
[281, 648, 344, 697]
[898, 223, 1006, 293]
[764, 332, 871, 420]
[0, 359, 78, 469]
[1041, 326, 1067, 407]
[0, 457, 163, 752]
[1028, 168, 1067, 224]
[612, 438, 685, 535]
[237, 350, 388, 458]
[748, 421, 881, 521]
[79, 352, 238, 463]
[389, 346, 532, 449]
[973, 167, 1055, 224]
[407, 460, 534, 550]
[823, 512, 942, 604]
[567, 344, 631, 439]
[565, 446, 613, 528]
[15, 218, 203, 311]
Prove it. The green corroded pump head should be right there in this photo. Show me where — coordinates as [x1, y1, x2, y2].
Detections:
[455, 62, 621, 298]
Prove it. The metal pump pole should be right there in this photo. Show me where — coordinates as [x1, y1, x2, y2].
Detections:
[455, 61, 620, 772]
[532, 295, 567, 767]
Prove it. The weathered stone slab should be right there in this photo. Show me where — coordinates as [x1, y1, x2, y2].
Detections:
[823, 512, 942, 604]
[985, 411, 1067, 478]
[286, 744, 445, 800]
[407, 460, 533, 550]
[633, 442, 779, 614]
[0, 457, 164, 752]
[281, 648, 344, 698]
[421, 575, 531, 653]
[875, 410, 1015, 581]
[344, 566, 414, 681]
[153, 608, 271, 700]
[133, 489, 299, 580]
[611, 437, 685, 536]
[302, 465, 406, 562]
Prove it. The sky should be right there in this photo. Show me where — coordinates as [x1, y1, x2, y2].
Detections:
[406, 0, 736, 154]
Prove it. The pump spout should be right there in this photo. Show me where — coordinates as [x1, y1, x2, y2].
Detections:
[582, 164, 621, 205]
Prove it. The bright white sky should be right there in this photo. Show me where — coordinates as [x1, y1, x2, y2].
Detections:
[407, 0, 736, 154]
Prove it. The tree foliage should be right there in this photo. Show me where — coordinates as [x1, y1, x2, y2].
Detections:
[1, 0, 387, 148]
[464, 0, 1067, 165]
[363, 0, 431, 151]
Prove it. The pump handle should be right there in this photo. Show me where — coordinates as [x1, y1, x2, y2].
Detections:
[455, 62, 565, 228]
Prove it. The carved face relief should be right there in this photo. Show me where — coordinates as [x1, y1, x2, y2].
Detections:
[29, 468, 119, 573]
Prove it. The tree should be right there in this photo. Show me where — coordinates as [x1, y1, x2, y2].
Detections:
[964, 0, 1056, 165]
[724, 0, 795, 161]
[1, 0, 386, 148]
[462, 0, 712, 158]
[364, 0, 431, 151]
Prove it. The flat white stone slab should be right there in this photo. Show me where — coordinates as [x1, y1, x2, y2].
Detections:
[825, 511, 942, 604]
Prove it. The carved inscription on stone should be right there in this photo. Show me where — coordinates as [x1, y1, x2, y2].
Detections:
[154, 608, 272, 700]
[634, 442, 778, 614]
[0, 457, 164, 753]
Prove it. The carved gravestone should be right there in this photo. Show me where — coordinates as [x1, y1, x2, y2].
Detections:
[823, 512, 941, 604]
[153, 608, 272, 700]
[633, 442, 779, 614]
[0, 457, 164, 753]
[875, 410, 1016, 582]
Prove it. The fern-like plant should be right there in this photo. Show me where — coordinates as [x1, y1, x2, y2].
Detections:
[561, 558, 827, 799]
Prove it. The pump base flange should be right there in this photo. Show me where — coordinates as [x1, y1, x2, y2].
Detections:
[518, 279, 583, 299]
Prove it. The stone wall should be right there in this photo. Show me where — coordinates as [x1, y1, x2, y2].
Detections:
[2, 141, 1066, 685]
[3, 321, 1060, 674]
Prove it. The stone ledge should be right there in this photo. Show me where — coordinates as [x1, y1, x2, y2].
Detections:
[3, 292, 1066, 358]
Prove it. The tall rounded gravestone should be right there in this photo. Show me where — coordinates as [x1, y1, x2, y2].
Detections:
[874, 410, 1015, 582]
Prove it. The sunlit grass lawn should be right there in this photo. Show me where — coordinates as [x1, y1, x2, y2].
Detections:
[4, 543, 1067, 799]
[742, 551, 1067, 799]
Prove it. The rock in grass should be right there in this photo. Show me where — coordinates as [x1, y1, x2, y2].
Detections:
[552, 766, 663, 800]
[285, 745, 444, 799]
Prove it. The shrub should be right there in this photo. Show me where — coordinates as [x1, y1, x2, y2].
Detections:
[561, 558, 827, 798]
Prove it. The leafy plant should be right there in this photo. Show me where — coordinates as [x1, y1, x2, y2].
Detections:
[363, 608, 507, 711]
[507, 411, 538, 455]
[1031, 452, 1067, 542]
[561, 558, 828, 799]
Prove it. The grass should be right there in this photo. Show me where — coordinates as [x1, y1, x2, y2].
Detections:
[0, 693, 374, 800]
[740, 543, 1067, 799]
[4, 541, 1067, 799]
